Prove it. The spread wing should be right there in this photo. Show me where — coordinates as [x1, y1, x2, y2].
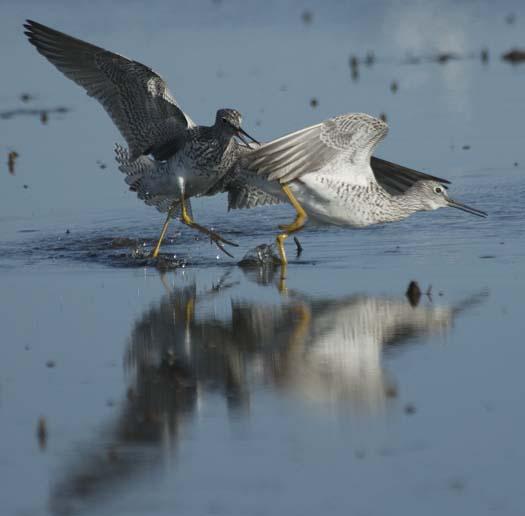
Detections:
[243, 113, 388, 184]
[24, 20, 194, 161]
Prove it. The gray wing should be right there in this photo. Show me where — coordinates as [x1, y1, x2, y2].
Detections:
[205, 140, 284, 210]
[24, 20, 194, 161]
[243, 113, 388, 184]
[115, 144, 192, 216]
[226, 174, 284, 210]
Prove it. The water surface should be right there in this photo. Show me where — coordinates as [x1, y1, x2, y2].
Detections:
[1, 1, 525, 515]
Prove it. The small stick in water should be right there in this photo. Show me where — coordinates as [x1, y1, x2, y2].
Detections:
[8, 151, 19, 175]
[294, 236, 303, 257]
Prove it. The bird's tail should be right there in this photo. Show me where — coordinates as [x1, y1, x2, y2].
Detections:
[114, 144, 191, 217]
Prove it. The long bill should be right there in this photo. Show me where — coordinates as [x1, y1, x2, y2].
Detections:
[447, 199, 487, 218]
[236, 127, 260, 147]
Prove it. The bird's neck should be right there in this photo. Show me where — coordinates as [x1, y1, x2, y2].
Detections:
[191, 125, 237, 173]
[372, 184, 425, 222]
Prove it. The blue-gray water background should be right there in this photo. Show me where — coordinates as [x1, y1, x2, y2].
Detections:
[1, 1, 524, 515]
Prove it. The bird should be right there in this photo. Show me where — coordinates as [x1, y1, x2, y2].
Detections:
[23, 19, 261, 258]
[241, 112, 487, 265]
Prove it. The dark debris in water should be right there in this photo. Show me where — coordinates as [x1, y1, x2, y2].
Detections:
[404, 403, 417, 415]
[0, 106, 70, 121]
[432, 52, 460, 64]
[449, 478, 467, 492]
[405, 281, 421, 307]
[349, 55, 359, 81]
[385, 384, 398, 398]
[505, 13, 516, 25]
[7, 151, 18, 175]
[20, 92, 34, 103]
[37, 416, 47, 450]
[502, 49, 525, 63]
[294, 236, 303, 257]
[301, 10, 313, 25]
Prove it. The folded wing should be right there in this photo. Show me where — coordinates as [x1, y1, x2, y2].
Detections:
[371, 157, 450, 195]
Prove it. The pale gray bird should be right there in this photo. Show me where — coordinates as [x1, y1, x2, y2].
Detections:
[241, 113, 487, 264]
[24, 20, 260, 257]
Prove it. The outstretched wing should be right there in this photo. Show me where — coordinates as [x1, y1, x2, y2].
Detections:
[243, 113, 388, 184]
[24, 20, 194, 160]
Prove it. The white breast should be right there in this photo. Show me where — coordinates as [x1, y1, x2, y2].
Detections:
[290, 171, 380, 227]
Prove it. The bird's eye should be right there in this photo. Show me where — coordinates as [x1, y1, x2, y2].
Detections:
[434, 186, 443, 194]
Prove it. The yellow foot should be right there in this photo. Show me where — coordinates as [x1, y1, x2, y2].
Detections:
[192, 224, 239, 258]
[180, 199, 238, 258]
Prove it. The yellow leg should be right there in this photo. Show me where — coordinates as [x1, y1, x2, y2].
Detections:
[151, 207, 174, 258]
[276, 184, 308, 266]
[185, 297, 195, 332]
[179, 195, 238, 258]
[278, 265, 288, 293]
[289, 302, 312, 352]
[276, 234, 288, 265]
[180, 195, 192, 225]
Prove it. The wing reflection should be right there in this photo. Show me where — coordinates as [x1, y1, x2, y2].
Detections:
[50, 273, 487, 515]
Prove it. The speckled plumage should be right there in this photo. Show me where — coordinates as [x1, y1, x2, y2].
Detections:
[24, 20, 279, 218]
[242, 112, 487, 228]
[24, 20, 193, 162]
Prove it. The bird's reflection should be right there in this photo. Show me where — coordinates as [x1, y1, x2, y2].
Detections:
[50, 272, 487, 515]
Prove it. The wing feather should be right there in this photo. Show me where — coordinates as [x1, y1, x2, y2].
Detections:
[243, 113, 452, 192]
[243, 113, 388, 184]
[24, 19, 193, 160]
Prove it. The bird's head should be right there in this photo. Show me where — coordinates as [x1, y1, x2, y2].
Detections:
[216, 108, 259, 147]
[410, 180, 487, 217]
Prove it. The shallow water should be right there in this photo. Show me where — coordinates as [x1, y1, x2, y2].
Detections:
[1, 1, 525, 515]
